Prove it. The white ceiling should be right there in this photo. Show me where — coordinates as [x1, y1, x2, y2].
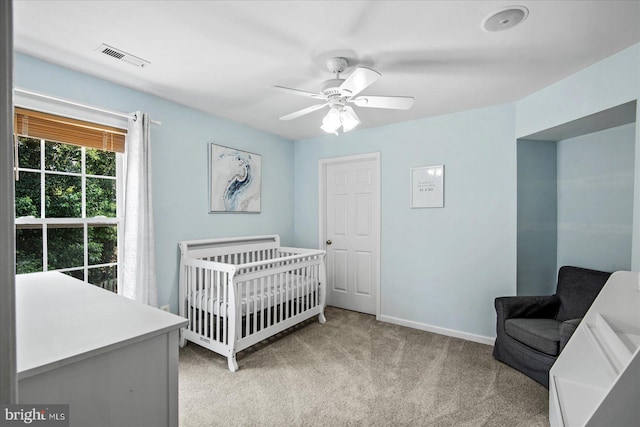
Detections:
[13, 0, 640, 141]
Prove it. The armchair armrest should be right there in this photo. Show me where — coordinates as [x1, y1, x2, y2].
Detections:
[494, 295, 560, 336]
[559, 318, 581, 352]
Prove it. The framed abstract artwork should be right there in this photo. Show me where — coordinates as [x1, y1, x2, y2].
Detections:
[410, 164, 444, 208]
[208, 143, 262, 213]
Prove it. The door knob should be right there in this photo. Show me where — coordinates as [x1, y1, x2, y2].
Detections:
[326, 240, 332, 245]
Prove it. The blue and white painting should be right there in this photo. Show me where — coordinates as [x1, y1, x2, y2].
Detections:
[209, 144, 261, 213]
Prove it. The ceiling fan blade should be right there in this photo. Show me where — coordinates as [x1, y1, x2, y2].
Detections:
[279, 103, 328, 121]
[351, 95, 414, 110]
[272, 85, 325, 99]
[339, 67, 381, 97]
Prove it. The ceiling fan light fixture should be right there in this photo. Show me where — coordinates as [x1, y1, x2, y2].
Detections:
[321, 108, 341, 134]
[340, 106, 360, 132]
[320, 106, 360, 134]
[276, 57, 413, 135]
[482, 6, 529, 32]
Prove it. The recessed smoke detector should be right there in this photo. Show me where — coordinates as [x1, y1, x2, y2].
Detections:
[482, 6, 529, 32]
[95, 43, 150, 68]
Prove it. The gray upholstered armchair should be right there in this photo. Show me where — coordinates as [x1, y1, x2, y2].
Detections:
[493, 266, 611, 388]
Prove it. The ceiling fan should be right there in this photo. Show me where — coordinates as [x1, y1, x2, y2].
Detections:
[274, 57, 414, 134]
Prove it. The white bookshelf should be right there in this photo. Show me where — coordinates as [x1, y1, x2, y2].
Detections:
[549, 271, 640, 427]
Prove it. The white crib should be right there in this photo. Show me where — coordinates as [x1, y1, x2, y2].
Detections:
[178, 235, 326, 371]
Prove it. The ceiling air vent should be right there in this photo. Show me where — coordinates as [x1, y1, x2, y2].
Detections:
[95, 43, 150, 68]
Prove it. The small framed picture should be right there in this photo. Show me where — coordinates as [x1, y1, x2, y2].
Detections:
[209, 143, 262, 213]
[410, 165, 444, 208]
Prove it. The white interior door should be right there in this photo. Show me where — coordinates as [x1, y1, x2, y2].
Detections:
[321, 153, 380, 316]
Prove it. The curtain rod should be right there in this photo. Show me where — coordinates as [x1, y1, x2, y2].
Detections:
[13, 88, 162, 126]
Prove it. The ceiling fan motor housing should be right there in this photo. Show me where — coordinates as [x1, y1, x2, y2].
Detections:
[321, 78, 345, 96]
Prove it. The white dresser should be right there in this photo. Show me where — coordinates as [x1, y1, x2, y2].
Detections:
[16, 272, 188, 427]
[549, 271, 640, 426]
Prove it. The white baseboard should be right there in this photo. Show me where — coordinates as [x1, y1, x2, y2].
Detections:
[378, 314, 496, 346]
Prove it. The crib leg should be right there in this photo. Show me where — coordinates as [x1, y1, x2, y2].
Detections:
[228, 354, 238, 372]
[318, 312, 326, 324]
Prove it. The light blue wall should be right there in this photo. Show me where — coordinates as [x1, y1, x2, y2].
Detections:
[13, 40, 640, 341]
[517, 140, 558, 296]
[14, 53, 295, 312]
[557, 123, 636, 273]
[516, 43, 640, 270]
[294, 104, 517, 339]
[516, 44, 640, 139]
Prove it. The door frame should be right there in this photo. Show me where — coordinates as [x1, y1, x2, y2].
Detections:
[318, 152, 381, 319]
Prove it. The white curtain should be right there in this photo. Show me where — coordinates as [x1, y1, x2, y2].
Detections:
[122, 112, 158, 306]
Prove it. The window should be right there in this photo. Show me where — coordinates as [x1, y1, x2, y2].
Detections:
[14, 108, 126, 293]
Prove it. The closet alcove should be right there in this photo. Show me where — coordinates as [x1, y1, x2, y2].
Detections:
[517, 101, 637, 296]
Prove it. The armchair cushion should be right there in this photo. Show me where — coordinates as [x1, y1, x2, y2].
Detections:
[559, 318, 582, 352]
[505, 318, 562, 356]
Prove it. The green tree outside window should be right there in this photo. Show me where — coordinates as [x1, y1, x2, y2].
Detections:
[15, 137, 119, 292]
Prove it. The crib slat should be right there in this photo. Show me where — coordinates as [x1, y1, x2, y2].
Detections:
[292, 269, 297, 316]
[308, 266, 316, 309]
[282, 270, 286, 321]
[309, 265, 313, 310]
[252, 279, 257, 334]
[267, 274, 272, 327]
[187, 266, 192, 332]
[203, 269, 208, 338]
[201, 267, 206, 337]
[211, 270, 215, 340]
[192, 266, 196, 333]
[287, 270, 292, 319]
[189, 267, 198, 332]
[244, 281, 250, 338]
[279, 272, 284, 323]
[314, 264, 318, 308]
[302, 266, 306, 311]
[303, 266, 308, 311]
[318, 261, 321, 308]
[193, 266, 198, 335]
[314, 263, 318, 307]
[308, 264, 312, 309]
[222, 272, 228, 345]
[288, 270, 292, 320]
[197, 266, 201, 332]
[297, 267, 301, 315]
[316, 261, 320, 308]
[293, 270, 302, 314]
[300, 267, 309, 312]
[194, 266, 198, 333]
[260, 276, 265, 331]
[220, 271, 225, 342]
[212, 269, 216, 338]
[215, 271, 220, 342]
[292, 269, 296, 316]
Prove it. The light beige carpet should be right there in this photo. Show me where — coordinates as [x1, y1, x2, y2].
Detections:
[179, 307, 549, 426]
